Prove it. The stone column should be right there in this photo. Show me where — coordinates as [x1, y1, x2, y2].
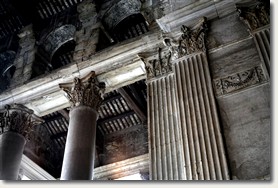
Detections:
[59, 71, 105, 180]
[0, 104, 44, 180]
[140, 48, 186, 180]
[167, 17, 229, 180]
[237, 2, 270, 76]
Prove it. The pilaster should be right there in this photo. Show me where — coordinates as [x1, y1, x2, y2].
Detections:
[237, 1, 270, 76]
[168, 17, 229, 180]
[141, 47, 185, 180]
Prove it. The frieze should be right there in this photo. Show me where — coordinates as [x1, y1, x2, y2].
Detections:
[163, 17, 208, 60]
[59, 71, 106, 110]
[213, 66, 267, 96]
[139, 48, 172, 80]
[0, 104, 44, 140]
[237, 1, 270, 32]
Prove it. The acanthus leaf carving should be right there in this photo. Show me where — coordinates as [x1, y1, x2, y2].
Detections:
[237, 1, 270, 32]
[139, 47, 172, 80]
[0, 104, 44, 140]
[59, 71, 106, 110]
[163, 17, 208, 60]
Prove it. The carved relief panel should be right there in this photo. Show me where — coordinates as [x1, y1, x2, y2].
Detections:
[213, 65, 268, 96]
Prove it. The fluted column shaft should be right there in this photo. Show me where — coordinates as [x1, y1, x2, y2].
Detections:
[253, 27, 270, 75]
[142, 48, 186, 180]
[147, 74, 186, 180]
[144, 17, 229, 180]
[173, 52, 229, 180]
[59, 71, 105, 180]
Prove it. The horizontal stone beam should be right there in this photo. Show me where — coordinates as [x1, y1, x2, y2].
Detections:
[0, 30, 163, 116]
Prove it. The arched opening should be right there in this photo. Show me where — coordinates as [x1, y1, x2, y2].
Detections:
[112, 13, 149, 42]
[50, 39, 76, 70]
[36, 24, 76, 72]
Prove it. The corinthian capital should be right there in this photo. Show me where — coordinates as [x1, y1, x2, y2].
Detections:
[0, 104, 44, 140]
[237, 1, 270, 32]
[163, 17, 208, 60]
[59, 71, 105, 110]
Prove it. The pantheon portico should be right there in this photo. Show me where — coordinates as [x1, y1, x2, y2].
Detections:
[0, 0, 270, 180]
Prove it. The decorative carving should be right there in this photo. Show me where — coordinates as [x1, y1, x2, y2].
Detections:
[101, 0, 141, 30]
[213, 66, 267, 96]
[139, 48, 172, 79]
[237, 1, 270, 32]
[0, 104, 44, 140]
[163, 17, 208, 60]
[59, 71, 106, 110]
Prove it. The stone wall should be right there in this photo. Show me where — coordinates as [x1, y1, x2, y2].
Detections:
[100, 124, 148, 165]
[10, 25, 36, 88]
[24, 124, 63, 178]
[207, 11, 270, 180]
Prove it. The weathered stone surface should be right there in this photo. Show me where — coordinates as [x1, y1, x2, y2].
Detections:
[10, 25, 36, 88]
[217, 84, 270, 180]
[206, 13, 250, 50]
[101, 0, 141, 30]
[213, 65, 267, 96]
[101, 124, 148, 165]
[24, 123, 62, 178]
[208, 38, 261, 79]
[94, 154, 149, 180]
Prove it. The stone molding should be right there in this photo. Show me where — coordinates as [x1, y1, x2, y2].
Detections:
[0, 104, 44, 140]
[59, 71, 105, 110]
[163, 17, 208, 60]
[20, 154, 56, 180]
[213, 65, 267, 96]
[93, 153, 149, 180]
[237, 1, 269, 32]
